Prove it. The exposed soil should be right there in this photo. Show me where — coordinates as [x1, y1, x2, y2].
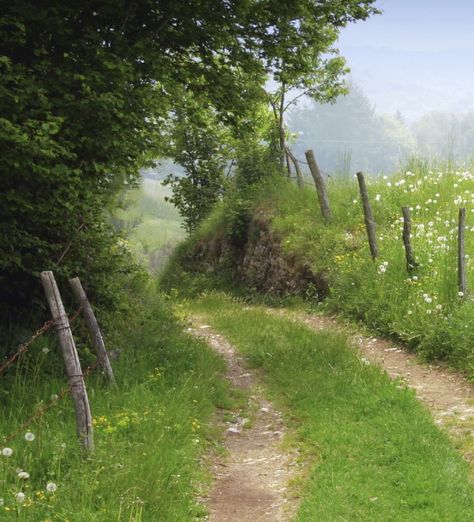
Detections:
[189, 321, 300, 521]
[277, 309, 474, 468]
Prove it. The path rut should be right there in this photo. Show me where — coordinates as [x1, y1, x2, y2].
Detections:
[189, 321, 300, 522]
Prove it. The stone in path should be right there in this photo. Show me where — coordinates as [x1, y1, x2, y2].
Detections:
[190, 321, 300, 522]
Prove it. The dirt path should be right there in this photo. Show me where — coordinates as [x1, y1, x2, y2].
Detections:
[276, 309, 474, 466]
[189, 321, 300, 522]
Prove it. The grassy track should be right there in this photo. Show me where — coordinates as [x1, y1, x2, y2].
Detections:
[190, 292, 474, 521]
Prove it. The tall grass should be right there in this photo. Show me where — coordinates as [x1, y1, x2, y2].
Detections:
[0, 290, 229, 521]
[193, 161, 474, 374]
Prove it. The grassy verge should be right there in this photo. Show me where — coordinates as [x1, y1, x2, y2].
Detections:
[190, 292, 474, 521]
[0, 290, 229, 521]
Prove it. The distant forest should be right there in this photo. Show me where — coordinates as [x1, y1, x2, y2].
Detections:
[288, 82, 474, 175]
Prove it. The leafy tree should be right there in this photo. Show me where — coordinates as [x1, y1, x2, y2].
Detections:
[0, 0, 378, 332]
[162, 95, 232, 233]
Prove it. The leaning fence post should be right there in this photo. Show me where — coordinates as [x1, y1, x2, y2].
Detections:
[356, 172, 378, 260]
[305, 149, 332, 221]
[402, 206, 417, 273]
[40, 271, 94, 452]
[458, 208, 467, 297]
[69, 277, 117, 387]
[286, 147, 304, 188]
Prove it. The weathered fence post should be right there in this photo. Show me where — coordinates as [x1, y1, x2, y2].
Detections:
[286, 147, 304, 188]
[40, 271, 94, 452]
[402, 206, 417, 273]
[356, 172, 378, 260]
[69, 277, 117, 387]
[305, 149, 332, 221]
[458, 208, 467, 297]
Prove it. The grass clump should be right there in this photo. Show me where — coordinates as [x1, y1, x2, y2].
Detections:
[190, 292, 474, 521]
[0, 289, 229, 521]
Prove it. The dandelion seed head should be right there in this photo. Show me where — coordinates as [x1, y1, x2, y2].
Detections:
[24, 432, 35, 442]
[2, 447, 13, 457]
[46, 482, 57, 493]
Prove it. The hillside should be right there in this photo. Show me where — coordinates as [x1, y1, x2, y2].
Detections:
[164, 160, 474, 375]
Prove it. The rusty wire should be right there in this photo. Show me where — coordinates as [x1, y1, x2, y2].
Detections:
[0, 306, 82, 377]
[2, 358, 99, 444]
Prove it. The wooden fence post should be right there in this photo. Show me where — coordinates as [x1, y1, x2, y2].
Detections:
[285, 147, 304, 188]
[356, 172, 378, 260]
[40, 271, 94, 452]
[402, 206, 417, 273]
[458, 208, 467, 297]
[69, 277, 117, 387]
[305, 149, 332, 221]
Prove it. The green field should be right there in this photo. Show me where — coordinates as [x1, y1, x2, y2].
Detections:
[113, 178, 184, 272]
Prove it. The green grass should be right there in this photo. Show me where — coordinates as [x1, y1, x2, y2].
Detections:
[167, 158, 474, 374]
[189, 292, 474, 521]
[0, 290, 229, 521]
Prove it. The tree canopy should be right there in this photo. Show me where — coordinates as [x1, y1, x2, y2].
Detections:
[0, 0, 378, 328]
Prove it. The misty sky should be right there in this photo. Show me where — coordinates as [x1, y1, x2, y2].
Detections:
[338, 0, 474, 120]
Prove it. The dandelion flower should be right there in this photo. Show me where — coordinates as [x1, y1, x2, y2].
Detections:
[24, 432, 35, 442]
[46, 482, 57, 493]
[15, 492, 25, 503]
[2, 447, 13, 457]
[17, 471, 29, 480]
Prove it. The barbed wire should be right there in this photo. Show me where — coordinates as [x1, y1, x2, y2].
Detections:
[0, 306, 82, 377]
[2, 358, 99, 444]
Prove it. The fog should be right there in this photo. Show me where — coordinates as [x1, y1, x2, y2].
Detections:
[289, 0, 474, 175]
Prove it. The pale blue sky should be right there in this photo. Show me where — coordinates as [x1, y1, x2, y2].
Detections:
[340, 0, 474, 52]
[337, 0, 474, 119]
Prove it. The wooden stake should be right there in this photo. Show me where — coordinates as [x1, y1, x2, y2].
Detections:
[40, 271, 94, 452]
[458, 208, 467, 297]
[402, 206, 417, 272]
[285, 147, 304, 188]
[69, 277, 117, 387]
[305, 149, 332, 221]
[356, 172, 378, 260]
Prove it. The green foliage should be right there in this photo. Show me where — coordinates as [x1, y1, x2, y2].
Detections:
[0, 0, 378, 330]
[0, 289, 229, 520]
[162, 96, 231, 234]
[191, 293, 474, 520]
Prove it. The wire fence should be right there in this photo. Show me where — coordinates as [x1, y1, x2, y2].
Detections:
[0, 305, 91, 445]
[2, 359, 99, 444]
[0, 306, 82, 377]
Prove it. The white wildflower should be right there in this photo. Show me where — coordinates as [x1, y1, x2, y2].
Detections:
[46, 482, 57, 493]
[15, 492, 25, 503]
[17, 471, 29, 480]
